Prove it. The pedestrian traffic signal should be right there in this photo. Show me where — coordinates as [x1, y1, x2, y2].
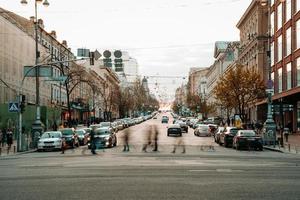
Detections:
[89, 52, 95, 66]
[103, 58, 112, 68]
[20, 94, 26, 113]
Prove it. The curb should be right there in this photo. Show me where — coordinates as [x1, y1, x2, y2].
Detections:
[263, 146, 284, 153]
[0, 149, 36, 158]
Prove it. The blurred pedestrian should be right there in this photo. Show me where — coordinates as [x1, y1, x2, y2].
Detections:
[152, 125, 159, 152]
[61, 137, 66, 154]
[142, 125, 152, 152]
[171, 136, 185, 154]
[123, 128, 131, 152]
[6, 129, 13, 149]
[90, 126, 97, 154]
[52, 121, 58, 131]
[0, 129, 3, 147]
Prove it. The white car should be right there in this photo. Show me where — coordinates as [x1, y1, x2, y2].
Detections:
[194, 125, 210, 137]
[38, 131, 63, 151]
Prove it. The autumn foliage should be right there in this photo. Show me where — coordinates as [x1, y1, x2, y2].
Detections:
[213, 65, 265, 121]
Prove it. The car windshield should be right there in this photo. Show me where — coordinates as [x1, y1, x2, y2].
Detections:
[41, 132, 61, 139]
[60, 129, 73, 135]
[100, 122, 111, 127]
[95, 129, 110, 135]
[240, 131, 256, 137]
[229, 128, 239, 135]
[75, 130, 85, 135]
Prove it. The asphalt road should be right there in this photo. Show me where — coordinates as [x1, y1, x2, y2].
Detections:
[1, 113, 300, 200]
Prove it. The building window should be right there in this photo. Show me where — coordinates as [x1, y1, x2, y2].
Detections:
[271, 42, 274, 66]
[286, 27, 292, 56]
[286, 0, 291, 21]
[297, 58, 300, 86]
[277, 3, 282, 30]
[271, 72, 275, 90]
[278, 68, 283, 93]
[287, 63, 292, 90]
[297, 0, 300, 13]
[297, 20, 300, 49]
[277, 35, 283, 62]
[271, 12, 274, 36]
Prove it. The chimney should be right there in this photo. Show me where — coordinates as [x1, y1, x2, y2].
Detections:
[29, 16, 35, 23]
[62, 40, 68, 47]
[50, 30, 57, 39]
[38, 19, 44, 28]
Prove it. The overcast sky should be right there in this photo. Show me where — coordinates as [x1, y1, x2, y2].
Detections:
[0, 0, 250, 101]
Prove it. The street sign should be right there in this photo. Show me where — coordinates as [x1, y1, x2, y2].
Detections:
[24, 66, 53, 77]
[114, 50, 122, 58]
[103, 50, 111, 58]
[94, 50, 101, 60]
[44, 76, 67, 83]
[77, 48, 90, 57]
[8, 102, 19, 112]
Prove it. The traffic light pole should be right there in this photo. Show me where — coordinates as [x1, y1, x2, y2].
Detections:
[18, 94, 22, 152]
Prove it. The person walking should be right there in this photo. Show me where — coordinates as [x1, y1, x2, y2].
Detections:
[90, 126, 97, 155]
[152, 125, 159, 152]
[171, 136, 185, 154]
[0, 129, 3, 148]
[123, 128, 131, 152]
[6, 129, 13, 150]
[142, 125, 152, 152]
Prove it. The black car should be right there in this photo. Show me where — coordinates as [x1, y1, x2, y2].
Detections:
[233, 130, 263, 151]
[219, 127, 240, 147]
[167, 124, 182, 137]
[75, 129, 89, 145]
[59, 128, 79, 148]
[88, 127, 117, 149]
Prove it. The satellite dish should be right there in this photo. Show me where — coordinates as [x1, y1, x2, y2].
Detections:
[103, 50, 111, 58]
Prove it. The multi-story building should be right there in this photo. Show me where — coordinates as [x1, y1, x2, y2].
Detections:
[236, 0, 268, 122]
[188, 67, 209, 97]
[267, 0, 300, 133]
[206, 41, 239, 117]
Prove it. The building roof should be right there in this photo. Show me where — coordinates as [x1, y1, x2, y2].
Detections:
[214, 41, 231, 58]
[236, 0, 257, 28]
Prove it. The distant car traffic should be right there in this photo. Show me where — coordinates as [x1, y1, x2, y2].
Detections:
[167, 124, 182, 137]
[38, 131, 63, 151]
[214, 126, 224, 143]
[161, 116, 169, 123]
[233, 130, 263, 151]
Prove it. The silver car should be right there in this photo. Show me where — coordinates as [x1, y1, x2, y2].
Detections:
[38, 131, 63, 151]
[194, 125, 210, 137]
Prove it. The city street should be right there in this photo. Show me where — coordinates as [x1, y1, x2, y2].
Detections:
[1, 114, 300, 200]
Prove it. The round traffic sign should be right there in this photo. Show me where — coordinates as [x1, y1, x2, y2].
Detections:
[114, 50, 122, 58]
[103, 50, 111, 58]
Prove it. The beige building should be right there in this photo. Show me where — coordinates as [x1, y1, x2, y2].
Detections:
[188, 67, 209, 97]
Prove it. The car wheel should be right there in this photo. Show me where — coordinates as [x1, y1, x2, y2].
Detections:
[180, 133, 182, 137]
[224, 140, 228, 148]
[114, 139, 117, 147]
[71, 142, 75, 149]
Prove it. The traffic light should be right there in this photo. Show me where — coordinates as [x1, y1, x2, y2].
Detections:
[89, 52, 95, 66]
[20, 94, 26, 113]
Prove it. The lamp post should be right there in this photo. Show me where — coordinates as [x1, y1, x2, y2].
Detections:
[21, 0, 50, 147]
[260, 0, 285, 146]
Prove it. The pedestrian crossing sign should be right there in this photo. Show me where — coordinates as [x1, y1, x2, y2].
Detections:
[8, 102, 19, 112]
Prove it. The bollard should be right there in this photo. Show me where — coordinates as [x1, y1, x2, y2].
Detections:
[288, 144, 291, 152]
[13, 146, 16, 154]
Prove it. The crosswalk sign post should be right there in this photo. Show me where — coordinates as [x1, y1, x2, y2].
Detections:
[8, 102, 19, 112]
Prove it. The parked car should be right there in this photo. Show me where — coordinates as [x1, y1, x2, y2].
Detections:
[167, 124, 182, 137]
[88, 127, 117, 149]
[59, 128, 79, 148]
[233, 130, 263, 151]
[214, 126, 225, 143]
[75, 129, 89, 145]
[162, 116, 169, 123]
[219, 127, 240, 147]
[38, 131, 63, 151]
[194, 124, 210, 137]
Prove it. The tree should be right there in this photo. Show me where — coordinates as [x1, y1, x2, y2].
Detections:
[213, 65, 265, 121]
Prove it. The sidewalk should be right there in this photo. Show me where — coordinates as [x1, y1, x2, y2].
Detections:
[0, 140, 35, 157]
[264, 133, 300, 154]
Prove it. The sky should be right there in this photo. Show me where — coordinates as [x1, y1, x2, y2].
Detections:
[0, 0, 250, 102]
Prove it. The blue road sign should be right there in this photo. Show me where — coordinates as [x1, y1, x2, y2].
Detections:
[8, 102, 19, 112]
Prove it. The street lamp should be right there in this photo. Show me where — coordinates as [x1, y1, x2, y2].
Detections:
[260, 0, 285, 146]
[21, 0, 50, 147]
